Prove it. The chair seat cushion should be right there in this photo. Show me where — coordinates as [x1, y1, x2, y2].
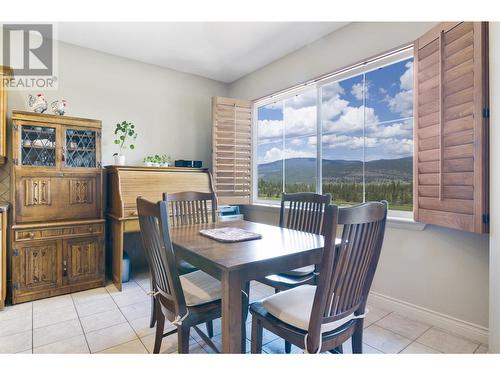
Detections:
[280, 265, 315, 277]
[261, 285, 355, 333]
[179, 270, 221, 306]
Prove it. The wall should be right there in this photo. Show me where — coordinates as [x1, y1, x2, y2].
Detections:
[7, 41, 228, 167]
[230, 22, 490, 332]
[489, 22, 500, 352]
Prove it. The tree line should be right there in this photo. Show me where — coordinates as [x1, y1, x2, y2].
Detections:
[257, 179, 413, 211]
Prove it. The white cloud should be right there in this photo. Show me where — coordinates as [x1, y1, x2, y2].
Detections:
[386, 89, 413, 118]
[367, 121, 412, 138]
[400, 61, 413, 91]
[259, 146, 315, 164]
[283, 105, 317, 137]
[323, 105, 379, 134]
[322, 82, 345, 101]
[351, 82, 365, 100]
[384, 61, 414, 117]
[257, 119, 283, 140]
[289, 138, 303, 146]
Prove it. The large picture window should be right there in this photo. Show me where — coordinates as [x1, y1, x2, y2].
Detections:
[255, 49, 414, 212]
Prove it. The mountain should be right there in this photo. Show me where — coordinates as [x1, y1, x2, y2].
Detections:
[258, 156, 413, 184]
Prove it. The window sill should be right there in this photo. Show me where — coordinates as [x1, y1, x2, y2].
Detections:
[241, 203, 426, 232]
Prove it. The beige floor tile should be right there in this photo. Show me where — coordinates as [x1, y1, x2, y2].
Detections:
[400, 342, 441, 354]
[34, 334, 89, 354]
[0, 331, 32, 353]
[18, 349, 33, 354]
[249, 290, 267, 303]
[0, 315, 32, 337]
[72, 287, 110, 305]
[474, 344, 489, 354]
[85, 322, 138, 353]
[111, 290, 150, 308]
[0, 302, 32, 322]
[33, 304, 78, 329]
[33, 294, 74, 314]
[106, 281, 143, 295]
[98, 339, 148, 354]
[129, 316, 175, 338]
[417, 328, 480, 353]
[75, 296, 117, 318]
[342, 338, 384, 354]
[363, 325, 411, 353]
[262, 339, 302, 354]
[189, 343, 208, 354]
[33, 318, 83, 348]
[364, 304, 392, 323]
[120, 302, 152, 321]
[140, 331, 198, 353]
[376, 313, 431, 340]
[252, 282, 275, 297]
[80, 308, 126, 333]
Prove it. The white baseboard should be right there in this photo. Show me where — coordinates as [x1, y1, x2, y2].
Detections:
[368, 291, 488, 345]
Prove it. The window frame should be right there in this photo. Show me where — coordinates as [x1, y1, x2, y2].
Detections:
[252, 46, 415, 218]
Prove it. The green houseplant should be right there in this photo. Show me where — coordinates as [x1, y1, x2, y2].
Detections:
[113, 121, 137, 165]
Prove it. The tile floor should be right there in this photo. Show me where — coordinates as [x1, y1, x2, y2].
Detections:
[0, 271, 489, 354]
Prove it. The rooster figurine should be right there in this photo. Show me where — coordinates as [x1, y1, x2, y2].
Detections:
[28, 93, 48, 113]
[51, 100, 67, 116]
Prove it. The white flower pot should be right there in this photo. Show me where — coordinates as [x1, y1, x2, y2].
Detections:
[144, 162, 153, 167]
[114, 154, 126, 166]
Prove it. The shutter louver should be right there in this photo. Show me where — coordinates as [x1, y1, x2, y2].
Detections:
[414, 22, 489, 233]
[212, 96, 252, 205]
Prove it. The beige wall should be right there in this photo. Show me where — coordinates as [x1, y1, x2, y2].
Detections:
[7, 41, 228, 167]
[230, 22, 490, 329]
[489, 22, 500, 352]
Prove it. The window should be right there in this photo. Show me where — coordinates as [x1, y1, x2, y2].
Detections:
[255, 49, 414, 212]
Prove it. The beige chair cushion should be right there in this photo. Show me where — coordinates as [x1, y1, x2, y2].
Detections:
[179, 270, 221, 306]
[280, 265, 315, 277]
[262, 285, 355, 333]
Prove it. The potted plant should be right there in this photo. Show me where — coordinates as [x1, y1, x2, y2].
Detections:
[113, 121, 137, 165]
[160, 154, 172, 167]
[152, 154, 161, 167]
[143, 156, 154, 167]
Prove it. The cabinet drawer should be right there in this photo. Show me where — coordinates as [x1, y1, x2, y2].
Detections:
[15, 223, 104, 241]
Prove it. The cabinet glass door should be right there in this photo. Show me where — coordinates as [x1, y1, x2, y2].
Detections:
[20, 125, 57, 167]
[65, 129, 97, 168]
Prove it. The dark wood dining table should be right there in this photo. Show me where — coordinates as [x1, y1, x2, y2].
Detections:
[169, 219, 324, 354]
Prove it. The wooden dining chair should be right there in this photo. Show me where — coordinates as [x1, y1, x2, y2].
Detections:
[260, 192, 332, 291]
[149, 191, 218, 335]
[137, 196, 224, 353]
[250, 201, 388, 354]
[258, 192, 331, 353]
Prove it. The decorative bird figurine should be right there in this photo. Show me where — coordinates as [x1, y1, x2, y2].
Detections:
[28, 93, 48, 113]
[51, 99, 67, 116]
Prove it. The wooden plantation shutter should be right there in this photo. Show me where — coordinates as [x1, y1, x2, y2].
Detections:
[414, 22, 489, 233]
[212, 96, 252, 205]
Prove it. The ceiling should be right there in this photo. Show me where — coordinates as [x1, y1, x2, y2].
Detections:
[56, 22, 348, 83]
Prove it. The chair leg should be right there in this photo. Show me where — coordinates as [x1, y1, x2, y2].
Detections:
[177, 325, 191, 354]
[251, 317, 263, 354]
[285, 341, 292, 353]
[329, 345, 343, 354]
[352, 319, 364, 354]
[206, 321, 214, 338]
[274, 288, 279, 294]
[153, 302, 164, 354]
[149, 295, 157, 328]
[241, 282, 250, 352]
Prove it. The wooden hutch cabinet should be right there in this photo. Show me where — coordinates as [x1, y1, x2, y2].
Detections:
[10, 111, 104, 304]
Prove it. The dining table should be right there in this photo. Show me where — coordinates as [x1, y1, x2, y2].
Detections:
[169, 219, 325, 354]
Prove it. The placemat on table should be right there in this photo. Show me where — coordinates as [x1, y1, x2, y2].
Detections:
[199, 227, 262, 243]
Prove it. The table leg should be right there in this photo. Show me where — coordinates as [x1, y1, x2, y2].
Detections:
[221, 270, 243, 353]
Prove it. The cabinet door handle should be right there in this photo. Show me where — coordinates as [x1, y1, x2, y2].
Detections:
[63, 260, 67, 277]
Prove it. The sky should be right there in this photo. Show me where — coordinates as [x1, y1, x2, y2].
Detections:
[257, 57, 414, 164]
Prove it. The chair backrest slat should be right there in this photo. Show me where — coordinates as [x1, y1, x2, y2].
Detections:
[137, 197, 188, 317]
[279, 192, 331, 235]
[163, 191, 218, 227]
[306, 201, 388, 352]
